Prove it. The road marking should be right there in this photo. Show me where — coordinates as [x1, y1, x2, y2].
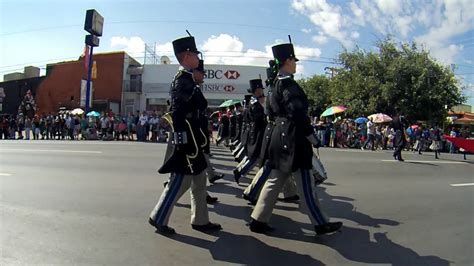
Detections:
[0, 173, 12, 176]
[381, 160, 466, 164]
[0, 148, 102, 154]
[450, 183, 474, 187]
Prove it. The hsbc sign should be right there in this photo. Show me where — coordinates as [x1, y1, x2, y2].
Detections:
[204, 69, 240, 80]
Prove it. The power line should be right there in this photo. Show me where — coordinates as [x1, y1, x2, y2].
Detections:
[1, 20, 307, 37]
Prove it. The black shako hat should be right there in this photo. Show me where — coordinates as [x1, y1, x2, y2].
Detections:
[196, 59, 205, 73]
[272, 43, 299, 64]
[172, 36, 200, 56]
[244, 94, 252, 105]
[247, 79, 264, 93]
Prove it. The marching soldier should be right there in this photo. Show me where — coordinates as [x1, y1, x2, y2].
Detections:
[149, 35, 221, 235]
[233, 79, 267, 184]
[216, 107, 230, 146]
[193, 59, 225, 185]
[249, 40, 342, 235]
[231, 95, 252, 161]
[243, 63, 298, 204]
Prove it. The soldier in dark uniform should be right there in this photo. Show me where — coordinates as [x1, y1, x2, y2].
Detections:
[149, 35, 221, 235]
[230, 103, 243, 147]
[232, 95, 252, 160]
[193, 59, 225, 186]
[243, 63, 298, 204]
[249, 41, 342, 235]
[391, 110, 407, 161]
[216, 107, 230, 146]
[233, 79, 267, 184]
[229, 105, 237, 141]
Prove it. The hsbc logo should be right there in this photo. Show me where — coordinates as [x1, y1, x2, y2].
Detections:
[204, 69, 241, 80]
[223, 85, 235, 92]
[224, 70, 240, 79]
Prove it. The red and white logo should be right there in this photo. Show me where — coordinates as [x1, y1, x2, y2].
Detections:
[223, 85, 235, 92]
[224, 70, 240, 79]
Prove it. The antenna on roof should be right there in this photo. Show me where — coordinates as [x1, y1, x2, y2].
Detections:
[288, 35, 292, 43]
[186, 30, 192, 37]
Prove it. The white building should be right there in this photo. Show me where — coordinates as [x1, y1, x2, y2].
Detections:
[127, 64, 267, 114]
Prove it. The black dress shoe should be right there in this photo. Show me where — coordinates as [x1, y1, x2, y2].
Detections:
[149, 218, 176, 235]
[191, 222, 222, 232]
[315, 222, 342, 235]
[206, 194, 219, 204]
[233, 169, 241, 184]
[249, 219, 274, 234]
[242, 193, 257, 205]
[209, 173, 224, 184]
[279, 195, 300, 203]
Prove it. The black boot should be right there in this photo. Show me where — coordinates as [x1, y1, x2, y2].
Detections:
[206, 194, 218, 204]
[149, 218, 176, 235]
[209, 173, 224, 184]
[191, 222, 222, 232]
[315, 222, 342, 235]
[278, 195, 300, 203]
[242, 193, 257, 205]
[233, 169, 241, 184]
[248, 219, 274, 234]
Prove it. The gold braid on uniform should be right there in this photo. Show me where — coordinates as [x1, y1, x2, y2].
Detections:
[162, 112, 200, 173]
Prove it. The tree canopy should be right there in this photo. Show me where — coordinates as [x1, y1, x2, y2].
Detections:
[298, 39, 466, 125]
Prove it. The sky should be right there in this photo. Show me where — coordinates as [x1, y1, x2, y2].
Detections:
[1, 0, 473, 106]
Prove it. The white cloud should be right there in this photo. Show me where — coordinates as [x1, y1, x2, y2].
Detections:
[302, 28, 312, 33]
[110, 36, 145, 58]
[199, 34, 320, 66]
[292, 0, 356, 48]
[312, 32, 328, 44]
[294, 0, 474, 64]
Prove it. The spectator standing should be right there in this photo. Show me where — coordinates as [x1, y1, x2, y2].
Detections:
[24, 117, 32, 140]
[361, 118, 375, 150]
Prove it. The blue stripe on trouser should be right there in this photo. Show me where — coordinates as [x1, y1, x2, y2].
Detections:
[301, 169, 326, 225]
[155, 174, 183, 226]
[248, 164, 272, 200]
[240, 159, 255, 176]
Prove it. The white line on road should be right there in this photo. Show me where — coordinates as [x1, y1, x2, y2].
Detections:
[381, 160, 466, 164]
[450, 183, 474, 187]
[0, 173, 12, 176]
[0, 148, 102, 154]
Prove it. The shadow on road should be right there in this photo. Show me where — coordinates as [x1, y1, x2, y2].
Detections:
[167, 231, 324, 265]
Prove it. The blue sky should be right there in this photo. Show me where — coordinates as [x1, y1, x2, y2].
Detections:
[1, 0, 473, 106]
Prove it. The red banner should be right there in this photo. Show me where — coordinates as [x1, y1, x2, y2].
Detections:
[444, 135, 474, 153]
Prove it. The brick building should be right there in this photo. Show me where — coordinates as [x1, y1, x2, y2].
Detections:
[36, 51, 140, 114]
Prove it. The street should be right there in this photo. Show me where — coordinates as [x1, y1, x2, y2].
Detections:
[1, 140, 473, 265]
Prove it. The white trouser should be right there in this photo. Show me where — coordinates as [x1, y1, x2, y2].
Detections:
[244, 165, 297, 200]
[204, 154, 216, 179]
[251, 169, 328, 226]
[149, 171, 209, 226]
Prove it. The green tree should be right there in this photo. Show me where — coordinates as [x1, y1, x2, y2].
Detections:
[297, 75, 331, 116]
[320, 38, 466, 124]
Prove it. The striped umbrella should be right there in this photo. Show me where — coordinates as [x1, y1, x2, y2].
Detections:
[321, 105, 347, 117]
[368, 113, 392, 123]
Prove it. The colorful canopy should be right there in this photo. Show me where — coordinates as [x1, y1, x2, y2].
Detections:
[354, 117, 368, 124]
[219, 99, 241, 108]
[368, 113, 392, 123]
[71, 108, 84, 115]
[86, 111, 100, 117]
[321, 105, 347, 117]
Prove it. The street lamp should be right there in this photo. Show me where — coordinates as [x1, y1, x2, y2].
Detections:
[83, 9, 104, 113]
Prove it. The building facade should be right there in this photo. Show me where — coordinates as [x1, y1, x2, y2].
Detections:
[137, 64, 267, 113]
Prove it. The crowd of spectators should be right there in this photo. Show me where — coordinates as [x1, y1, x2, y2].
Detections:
[312, 117, 472, 153]
[0, 110, 171, 142]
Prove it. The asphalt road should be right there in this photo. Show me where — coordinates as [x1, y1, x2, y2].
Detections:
[1, 140, 473, 265]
